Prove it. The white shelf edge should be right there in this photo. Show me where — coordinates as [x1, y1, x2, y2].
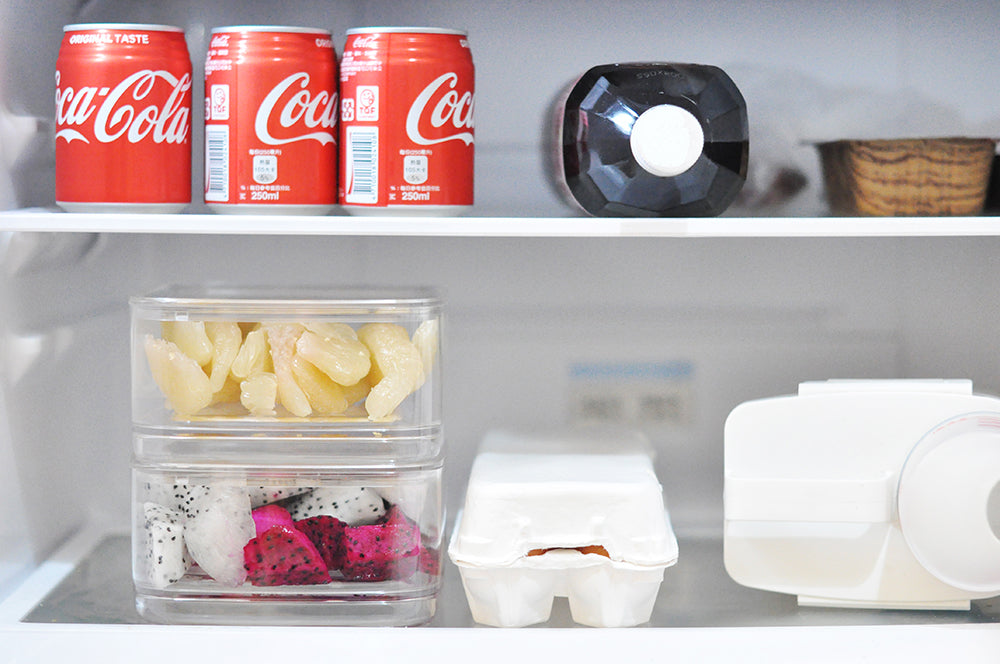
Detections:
[3, 622, 999, 664]
[3, 209, 1000, 237]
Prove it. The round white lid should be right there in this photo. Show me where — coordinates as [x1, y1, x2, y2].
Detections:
[629, 104, 704, 178]
[897, 412, 1000, 593]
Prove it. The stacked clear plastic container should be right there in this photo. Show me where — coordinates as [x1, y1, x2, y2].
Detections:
[130, 287, 444, 625]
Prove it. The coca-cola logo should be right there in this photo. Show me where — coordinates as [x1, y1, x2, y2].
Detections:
[405, 72, 474, 147]
[55, 69, 191, 145]
[254, 72, 337, 146]
[210, 34, 230, 49]
[350, 35, 379, 50]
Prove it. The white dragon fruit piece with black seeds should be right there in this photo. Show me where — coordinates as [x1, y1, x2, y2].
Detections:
[139, 502, 191, 589]
[143, 481, 212, 517]
[183, 485, 255, 587]
[147, 482, 309, 512]
[248, 485, 311, 509]
[281, 487, 386, 525]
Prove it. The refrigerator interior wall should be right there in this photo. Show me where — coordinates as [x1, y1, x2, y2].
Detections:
[1, 0, 1000, 624]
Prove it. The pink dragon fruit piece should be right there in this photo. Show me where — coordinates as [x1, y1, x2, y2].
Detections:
[340, 512, 421, 582]
[243, 524, 330, 586]
[380, 504, 414, 527]
[418, 544, 440, 577]
[251, 504, 295, 536]
[295, 515, 348, 570]
[382, 505, 440, 577]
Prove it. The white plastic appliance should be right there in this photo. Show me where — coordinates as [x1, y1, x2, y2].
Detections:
[725, 379, 1000, 609]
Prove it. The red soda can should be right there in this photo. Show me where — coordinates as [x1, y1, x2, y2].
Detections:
[339, 28, 474, 215]
[55, 24, 192, 212]
[204, 26, 338, 215]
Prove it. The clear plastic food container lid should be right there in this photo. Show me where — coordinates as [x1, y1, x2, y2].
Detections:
[133, 431, 444, 469]
[449, 429, 679, 567]
[131, 285, 442, 319]
[130, 286, 442, 433]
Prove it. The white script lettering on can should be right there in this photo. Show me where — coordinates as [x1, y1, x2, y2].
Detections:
[55, 69, 191, 145]
[404, 72, 474, 146]
[254, 72, 337, 146]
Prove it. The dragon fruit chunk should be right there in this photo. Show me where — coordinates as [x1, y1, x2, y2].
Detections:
[139, 502, 192, 589]
[183, 486, 255, 587]
[143, 482, 211, 518]
[418, 544, 440, 577]
[280, 486, 386, 524]
[380, 503, 439, 577]
[251, 504, 295, 536]
[248, 485, 310, 509]
[154, 483, 309, 514]
[243, 524, 330, 586]
[381, 504, 415, 527]
[340, 515, 421, 582]
[295, 515, 348, 570]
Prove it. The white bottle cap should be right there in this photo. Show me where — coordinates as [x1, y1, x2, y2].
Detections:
[629, 104, 704, 178]
[897, 413, 1000, 593]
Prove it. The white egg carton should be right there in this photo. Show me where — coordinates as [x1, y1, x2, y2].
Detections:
[448, 429, 678, 627]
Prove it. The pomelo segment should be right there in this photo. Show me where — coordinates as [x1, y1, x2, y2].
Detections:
[358, 323, 424, 421]
[205, 321, 242, 393]
[144, 335, 213, 416]
[291, 355, 350, 415]
[161, 321, 213, 366]
[240, 372, 278, 416]
[298, 324, 371, 386]
[263, 323, 311, 417]
[230, 327, 271, 379]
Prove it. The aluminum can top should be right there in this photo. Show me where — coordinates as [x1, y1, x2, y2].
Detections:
[64, 23, 183, 33]
[346, 26, 467, 36]
[211, 25, 332, 35]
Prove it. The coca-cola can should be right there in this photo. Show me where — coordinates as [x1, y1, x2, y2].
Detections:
[339, 27, 474, 215]
[55, 24, 192, 212]
[204, 26, 338, 215]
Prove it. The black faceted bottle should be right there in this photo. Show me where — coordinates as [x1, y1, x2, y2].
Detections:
[554, 63, 749, 217]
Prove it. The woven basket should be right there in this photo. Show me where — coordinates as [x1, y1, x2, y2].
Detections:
[817, 138, 996, 216]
